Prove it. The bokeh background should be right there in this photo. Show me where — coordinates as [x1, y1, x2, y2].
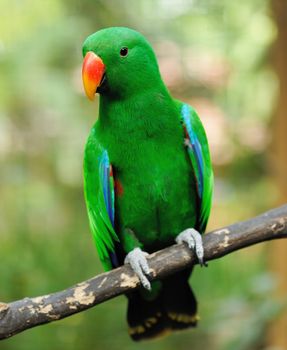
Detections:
[0, 0, 287, 349]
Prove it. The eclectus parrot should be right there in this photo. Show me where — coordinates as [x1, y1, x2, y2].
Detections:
[82, 27, 213, 341]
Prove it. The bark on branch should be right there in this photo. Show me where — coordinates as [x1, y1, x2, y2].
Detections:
[1, 205, 287, 340]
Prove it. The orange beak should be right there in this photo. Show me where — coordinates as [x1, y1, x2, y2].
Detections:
[82, 51, 105, 100]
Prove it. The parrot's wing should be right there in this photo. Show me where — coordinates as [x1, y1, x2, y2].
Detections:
[181, 103, 214, 232]
[83, 127, 119, 271]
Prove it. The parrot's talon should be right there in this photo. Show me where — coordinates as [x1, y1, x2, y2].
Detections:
[124, 248, 151, 290]
[175, 228, 205, 266]
[199, 258, 208, 267]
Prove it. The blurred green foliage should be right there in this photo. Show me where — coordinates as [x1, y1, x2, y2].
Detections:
[0, 0, 283, 349]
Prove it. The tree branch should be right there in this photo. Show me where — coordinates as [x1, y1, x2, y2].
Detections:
[1, 205, 287, 340]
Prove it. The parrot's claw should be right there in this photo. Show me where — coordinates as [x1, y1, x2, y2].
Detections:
[175, 228, 207, 267]
[124, 248, 151, 290]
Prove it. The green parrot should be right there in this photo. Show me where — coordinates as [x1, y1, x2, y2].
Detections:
[82, 27, 213, 341]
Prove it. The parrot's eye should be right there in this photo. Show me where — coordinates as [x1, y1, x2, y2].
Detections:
[120, 47, 129, 57]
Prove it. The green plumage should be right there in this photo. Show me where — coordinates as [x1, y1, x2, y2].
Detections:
[82, 27, 213, 340]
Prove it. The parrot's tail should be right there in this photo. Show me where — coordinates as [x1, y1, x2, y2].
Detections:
[126, 269, 198, 341]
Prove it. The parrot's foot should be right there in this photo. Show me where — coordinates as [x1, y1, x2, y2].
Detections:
[175, 228, 207, 267]
[124, 248, 151, 290]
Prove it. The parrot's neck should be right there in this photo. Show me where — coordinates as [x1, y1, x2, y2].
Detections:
[97, 87, 177, 138]
[95, 87, 183, 170]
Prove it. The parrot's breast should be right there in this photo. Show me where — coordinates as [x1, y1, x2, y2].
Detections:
[111, 136, 199, 251]
[96, 98, 200, 252]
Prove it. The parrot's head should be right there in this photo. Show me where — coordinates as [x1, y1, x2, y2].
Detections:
[82, 27, 161, 100]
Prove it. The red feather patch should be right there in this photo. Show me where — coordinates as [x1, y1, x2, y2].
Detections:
[114, 179, 124, 196]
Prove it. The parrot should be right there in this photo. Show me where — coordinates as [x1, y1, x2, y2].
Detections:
[81, 27, 213, 341]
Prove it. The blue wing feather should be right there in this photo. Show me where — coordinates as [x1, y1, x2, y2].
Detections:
[181, 104, 204, 199]
[84, 131, 119, 271]
[181, 103, 213, 232]
[100, 150, 115, 227]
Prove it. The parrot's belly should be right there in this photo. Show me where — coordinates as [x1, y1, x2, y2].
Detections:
[114, 150, 199, 252]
